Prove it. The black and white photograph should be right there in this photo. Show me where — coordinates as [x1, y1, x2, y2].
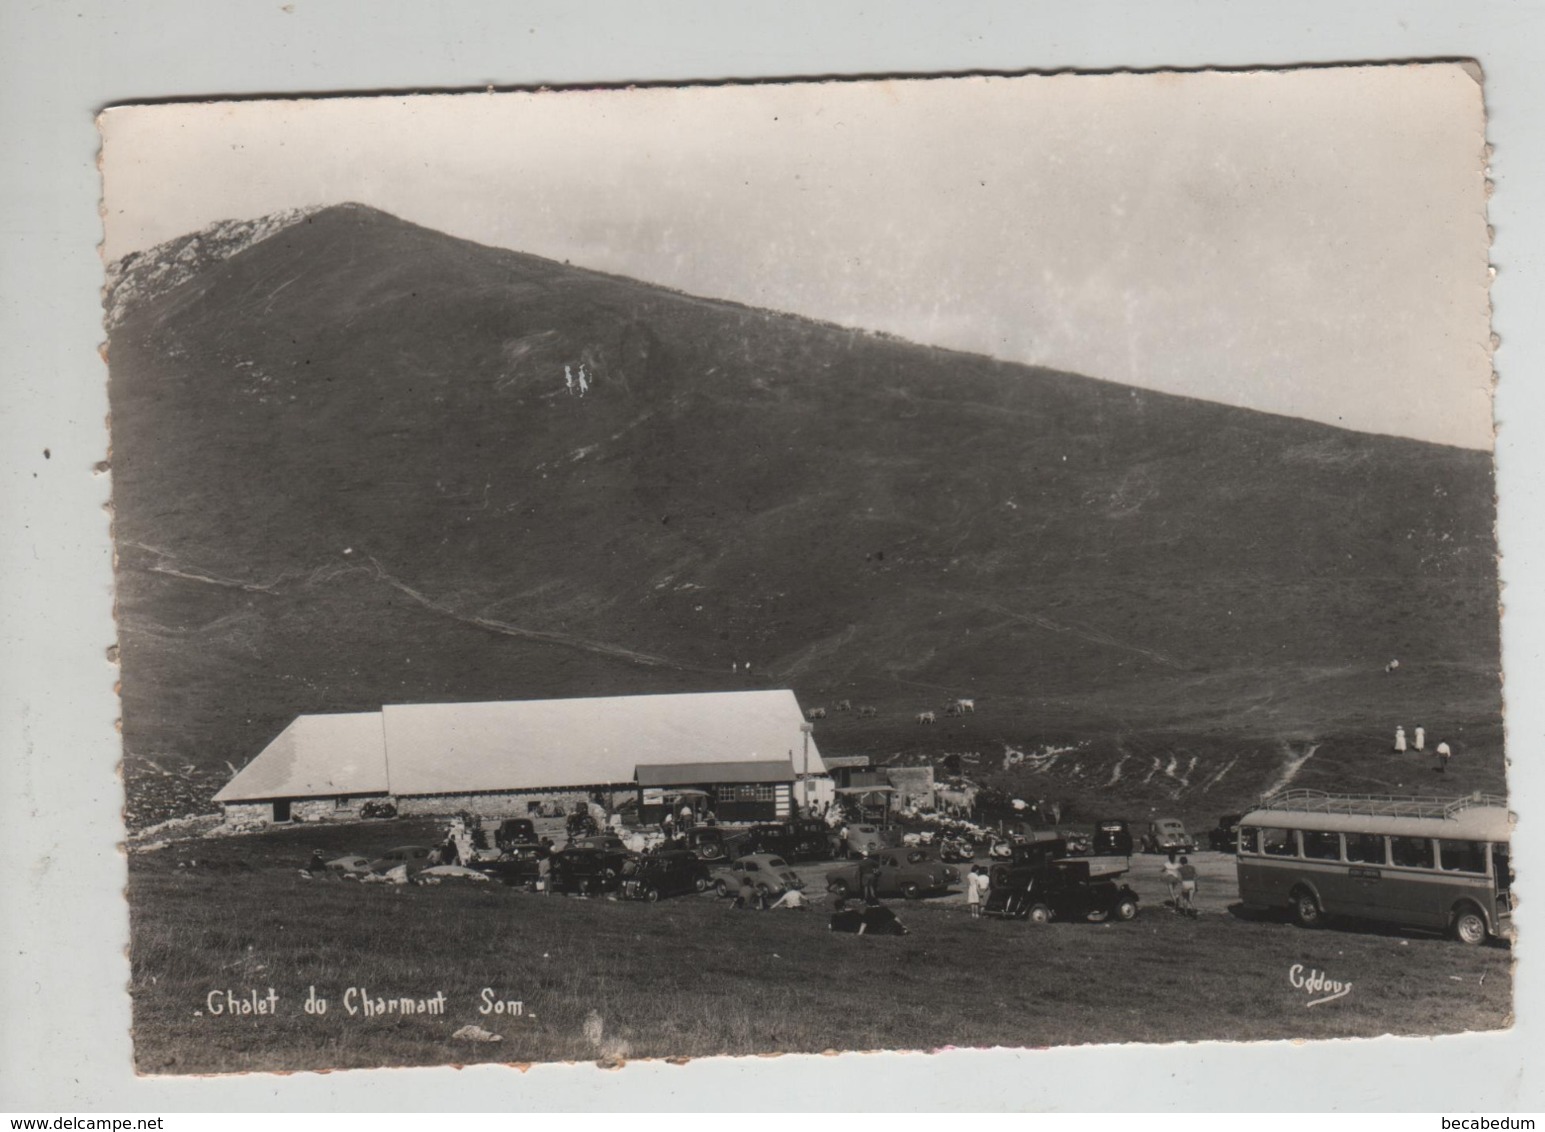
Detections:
[99, 64, 1511, 1076]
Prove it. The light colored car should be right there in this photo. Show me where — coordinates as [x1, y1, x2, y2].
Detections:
[844, 824, 899, 858]
[714, 854, 805, 898]
[325, 854, 373, 876]
[1142, 819, 1195, 854]
[368, 845, 434, 874]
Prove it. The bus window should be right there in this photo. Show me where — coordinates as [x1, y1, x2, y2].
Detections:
[1345, 832, 1386, 865]
[1493, 844, 1511, 890]
[1262, 827, 1296, 857]
[1238, 827, 1259, 853]
[1438, 839, 1488, 874]
[1390, 836, 1434, 869]
[1302, 830, 1340, 860]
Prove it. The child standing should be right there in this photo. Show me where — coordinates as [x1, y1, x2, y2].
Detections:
[1178, 856, 1199, 917]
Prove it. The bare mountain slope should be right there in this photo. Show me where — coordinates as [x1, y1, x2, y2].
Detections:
[108, 204, 1503, 827]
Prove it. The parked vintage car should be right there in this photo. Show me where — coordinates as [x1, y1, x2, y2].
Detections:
[548, 846, 634, 895]
[470, 840, 550, 887]
[325, 854, 374, 876]
[368, 845, 435, 874]
[714, 854, 805, 898]
[568, 832, 628, 853]
[790, 818, 836, 861]
[360, 801, 398, 820]
[1092, 818, 1134, 857]
[744, 823, 801, 859]
[984, 840, 1140, 923]
[684, 826, 750, 862]
[1207, 813, 1243, 852]
[618, 851, 712, 901]
[494, 818, 539, 851]
[740, 820, 833, 862]
[826, 847, 960, 900]
[1142, 818, 1196, 854]
[843, 824, 902, 858]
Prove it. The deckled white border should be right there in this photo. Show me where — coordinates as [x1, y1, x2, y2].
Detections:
[1, 0, 1540, 1112]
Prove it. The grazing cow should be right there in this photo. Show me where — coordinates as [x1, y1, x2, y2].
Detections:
[916, 711, 937, 725]
[836, 700, 852, 712]
[944, 703, 963, 717]
[857, 706, 877, 718]
[956, 698, 975, 714]
[807, 707, 827, 720]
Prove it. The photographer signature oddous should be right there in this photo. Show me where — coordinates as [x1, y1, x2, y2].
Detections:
[1288, 964, 1352, 1007]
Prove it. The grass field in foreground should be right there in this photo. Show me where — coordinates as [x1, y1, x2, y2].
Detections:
[128, 823, 1512, 1074]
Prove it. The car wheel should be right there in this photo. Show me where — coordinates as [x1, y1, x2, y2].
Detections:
[828, 878, 851, 898]
[701, 845, 723, 861]
[715, 879, 730, 898]
[1027, 902, 1053, 924]
[1291, 888, 1323, 928]
[1086, 909, 1109, 923]
[694, 876, 708, 893]
[989, 865, 1013, 888]
[1114, 895, 1139, 921]
[645, 887, 660, 903]
[901, 882, 922, 900]
[1453, 904, 1488, 946]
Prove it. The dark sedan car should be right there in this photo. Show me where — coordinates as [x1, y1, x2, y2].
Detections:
[618, 851, 712, 901]
[826, 848, 959, 900]
[1207, 814, 1243, 852]
[548, 846, 634, 895]
[684, 827, 749, 862]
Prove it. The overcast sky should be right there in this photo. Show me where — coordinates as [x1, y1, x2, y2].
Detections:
[100, 65, 1494, 449]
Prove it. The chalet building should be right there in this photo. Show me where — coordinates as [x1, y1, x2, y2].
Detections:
[635, 760, 797, 825]
[823, 756, 936, 813]
[213, 689, 826, 824]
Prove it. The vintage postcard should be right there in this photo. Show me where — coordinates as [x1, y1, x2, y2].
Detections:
[100, 64, 1508, 1076]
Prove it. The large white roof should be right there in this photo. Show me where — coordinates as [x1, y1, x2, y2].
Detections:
[216, 690, 823, 801]
[214, 711, 388, 802]
[383, 690, 822, 795]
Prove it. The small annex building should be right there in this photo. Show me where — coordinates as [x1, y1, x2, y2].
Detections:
[213, 689, 826, 825]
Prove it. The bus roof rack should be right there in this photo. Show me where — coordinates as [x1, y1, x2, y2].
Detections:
[1254, 789, 1509, 821]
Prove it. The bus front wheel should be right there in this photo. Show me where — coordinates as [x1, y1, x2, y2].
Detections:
[1291, 888, 1323, 929]
[1453, 905, 1489, 946]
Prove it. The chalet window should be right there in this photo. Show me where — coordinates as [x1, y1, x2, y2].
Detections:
[334, 795, 350, 809]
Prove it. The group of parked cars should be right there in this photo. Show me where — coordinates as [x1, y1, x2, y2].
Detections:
[316, 808, 1248, 924]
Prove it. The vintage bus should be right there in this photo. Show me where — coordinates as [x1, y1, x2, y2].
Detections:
[1236, 790, 1513, 945]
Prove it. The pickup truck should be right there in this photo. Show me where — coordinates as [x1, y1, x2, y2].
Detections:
[983, 839, 1140, 924]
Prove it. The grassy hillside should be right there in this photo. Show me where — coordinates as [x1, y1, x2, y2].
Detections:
[127, 823, 1511, 1073]
[108, 204, 1504, 827]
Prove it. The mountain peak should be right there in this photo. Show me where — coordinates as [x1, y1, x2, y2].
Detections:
[104, 204, 326, 327]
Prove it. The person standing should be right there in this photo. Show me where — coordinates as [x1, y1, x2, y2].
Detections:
[965, 865, 983, 918]
[1394, 726, 1407, 753]
[1160, 851, 1183, 911]
[1178, 857, 1199, 916]
[679, 802, 695, 831]
[1414, 726, 1426, 752]
[1436, 741, 1452, 773]
[859, 856, 881, 905]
